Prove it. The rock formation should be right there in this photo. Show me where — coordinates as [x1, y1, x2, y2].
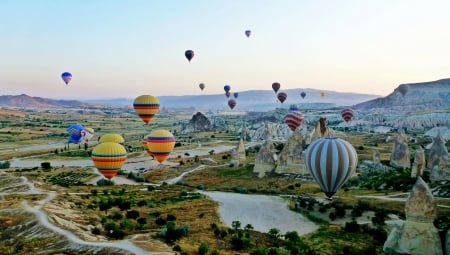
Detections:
[188, 112, 212, 132]
[310, 117, 330, 141]
[372, 149, 382, 169]
[427, 131, 449, 169]
[275, 129, 308, 175]
[231, 138, 246, 167]
[383, 177, 443, 255]
[253, 122, 277, 178]
[411, 147, 425, 177]
[390, 129, 411, 169]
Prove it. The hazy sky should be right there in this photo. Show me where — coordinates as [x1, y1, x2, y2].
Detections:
[1, 0, 449, 99]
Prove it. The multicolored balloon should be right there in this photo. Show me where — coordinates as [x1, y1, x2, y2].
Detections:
[61, 72, 72, 85]
[277, 92, 287, 103]
[146, 129, 176, 163]
[81, 127, 95, 142]
[199, 83, 205, 91]
[305, 137, 358, 198]
[341, 109, 354, 122]
[300, 92, 306, 99]
[284, 111, 304, 132]
[91, 142, 127, 180]
[99, 133, 125, 146]
[228, 99, 237, 110]
[133, 95, 160, 124]
[245, 30, 251, 38]
[272, 82, 280, 93]
[185, 50, 194, 62]
[142, 140, 152, 157]
[67, 124, 84, 144]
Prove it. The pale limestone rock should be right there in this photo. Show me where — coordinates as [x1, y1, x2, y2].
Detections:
[383, 177, 443, 255]
[427, 131, 449, 169]
[237, 138, 246, 161]
[411, 148, 425, 177]
[275, 129, 308, 175]
[253, 123, 277, 178]
[310, 117, 330, 142]
[390, 129, 411, 169]
[373, 149, 382, 168]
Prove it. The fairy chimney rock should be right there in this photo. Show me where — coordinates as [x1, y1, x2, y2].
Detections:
[427, 131, 449, 169]
[275, 129, 308, 175]
[253, 122, 277, 178]
[390, 129, 411, 169]
[411, 147, 425, 177]
[405, 177, 437, 220]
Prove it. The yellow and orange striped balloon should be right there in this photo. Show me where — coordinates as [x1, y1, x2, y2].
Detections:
[92, 142, 127, 180]
[146, 129, 175, 163]
[99, 133, 125, 145]
[133, 95, 160, 124]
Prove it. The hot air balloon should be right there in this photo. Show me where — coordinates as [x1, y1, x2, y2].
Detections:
[284, 111, 304, 132]
[61, 72, 72, 85]
[245, 30, 251, 38]
[185, 50, 194, 62]
[300, 92, 306, 99]
[228, 99, 237, 109]
[233, 92, 239, 99]
[272, 82, 280, 93]
[67, 124, 84, 144]
[146, 130, 176, 163]
[224, 85, 231, 93]
[81, 127, 95, 142]
[398, 84, 409, 96]
[320, 91, 326, 97]
[199, 83, 205, 91]
[133, 95, 160, 124]
[99, 133, 125, 146]
[277, 92, 287, 103]
[305, 137, 357, 199]
[289, 104, 299, 111]
[341, 109, 354, 122]
[225, 91, 231, 98]
[91, 142, 127, 180]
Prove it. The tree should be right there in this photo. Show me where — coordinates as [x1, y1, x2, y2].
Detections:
[198, 242, 209, 255]
[232, 220, 241, 231]
[268, 228, 281, 247]
[244, 224, 254, 232]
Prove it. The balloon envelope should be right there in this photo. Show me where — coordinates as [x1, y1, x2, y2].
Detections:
[199, 83, 205, 91]
[224, 85, 231, 93]
[341, 109, 354, 122]
[233, 92, 239, 99]
[245, 30, 251, 37]
[147, 130, 176, 163]
[277, 92, 287, 103]
[133, 95, 160, 124]
[301, 92, 306, 99]
[81, 127, 95, 142]
[67, 124, 84, 144]
[99, 133, 125, 145]
[225, 91, 231, 98]
[92, 142, 127, 180]
[398, 84, 409, 96]
[61, 72, 72, 85]
[305, 137, 357, 198]
[284, 111, 304, 132]
[272, 82, 280, 93]
[185, 50, 194, 62]
[320, 91, 326, 97]
[228, 99, 237, 109]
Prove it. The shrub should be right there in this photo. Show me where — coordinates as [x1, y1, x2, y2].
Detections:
[198, 242, 209, 255]
[41, 162, 51, 170]
[344, 221, 360, 232]
[167, 214, 176, 221]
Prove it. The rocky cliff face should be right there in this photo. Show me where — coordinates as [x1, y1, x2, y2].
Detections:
[188, 112, 212, 132]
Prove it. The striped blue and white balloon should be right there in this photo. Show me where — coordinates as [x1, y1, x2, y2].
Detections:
[305, 137, 358, 198]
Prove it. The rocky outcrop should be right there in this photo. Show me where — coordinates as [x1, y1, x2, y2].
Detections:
[390, 130, 411, 169]
[383, 177, 443, 255]
[275, 130, 308, 175]
[231, 139, 246, 167]
[411, 148, 425, 177]
[373, 149, 382, 169]
[188, 112, 212, 132]
[253, 123, 277, 178]
[310, 117, 331, 142]
[427, 132, 449, 169]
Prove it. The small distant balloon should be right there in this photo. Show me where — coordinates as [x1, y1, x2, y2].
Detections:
[133, 95, 160, 124]
[341, 109, 354, 122]
[272, 82, 280, 93]
[185, 50, 194, 62]
[224, 85, 231, 93]
[228, 99, 237, 109]
[146, 129, 176, 163]
[245, 30, 251, 38]
[277, 92, 287, 103]
[398, 84, 409, 96]
[67, 124, 84, 144]
[199, 83, 205, 91]
[61, 72, 72, 85]
[300, 92, 306, 99]
[320, 91, 326, 97]
[284, 111, 304, 132]
[289, 104, 299, 111]
[233, 92, 239, 99]
[225, 91, 231, 98]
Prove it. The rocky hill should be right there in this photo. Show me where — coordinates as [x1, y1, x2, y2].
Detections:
[354, 78, 450, 114]
[188, 112, 212, 131]
[0, 94, 102, 109]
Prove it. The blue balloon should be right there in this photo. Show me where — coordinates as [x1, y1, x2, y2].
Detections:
[61, 72, 72, 85]
[233, 92, 239, 99]
[67, 124, 84, 143]
[224, 85, 231, 93]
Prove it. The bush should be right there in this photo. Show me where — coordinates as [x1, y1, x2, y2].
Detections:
[198, 242, 209, 255]
[41, 162, 51, 170]
[197, 184, 205, 190]
[167, 214, 176, 221]
[344, 221, 360, 232]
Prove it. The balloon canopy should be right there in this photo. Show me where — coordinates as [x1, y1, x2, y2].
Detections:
[224, 85, 231, 93]
[81, 127, 95, 142]
[320, 91, 326, 97]
[245, 30, 251, 37]
[99, 133, 125, 145]
[199, 83, 205, 91]
[91, 142, 127, 180]
[300, 92, 306, 99]
[233, 92, 239, 99]
[284, 111, 304, 132]
[272, 82, 280, 93]
[67, 124, 84, 144]
[398, 84, 409, 96]
[341, 109, 354, 122]
[277, 92, 287, 103]
[61, 72, 72, 85]
[305, 137, 357, 198]
[133, 95, 160, 124]
[228, 99, 236, 109]
[146, 129, 176, 163]
[185, 50, 194, 62]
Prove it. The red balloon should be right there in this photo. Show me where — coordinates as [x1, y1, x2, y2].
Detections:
[277, 92, 287, 103]
[284, 111, 304, 132]
[341, 109, 354, 122]
[228, 99, 236, 109]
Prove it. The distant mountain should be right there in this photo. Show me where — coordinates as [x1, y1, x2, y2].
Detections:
[354, 78, 450, 113]
[0, 94, 102, 109]
[85, 88, 380, 111]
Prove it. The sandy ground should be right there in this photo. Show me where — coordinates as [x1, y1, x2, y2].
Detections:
[201, 191, 318, 235]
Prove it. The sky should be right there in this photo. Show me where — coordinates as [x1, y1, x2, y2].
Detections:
[1, 0, 449, 99]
